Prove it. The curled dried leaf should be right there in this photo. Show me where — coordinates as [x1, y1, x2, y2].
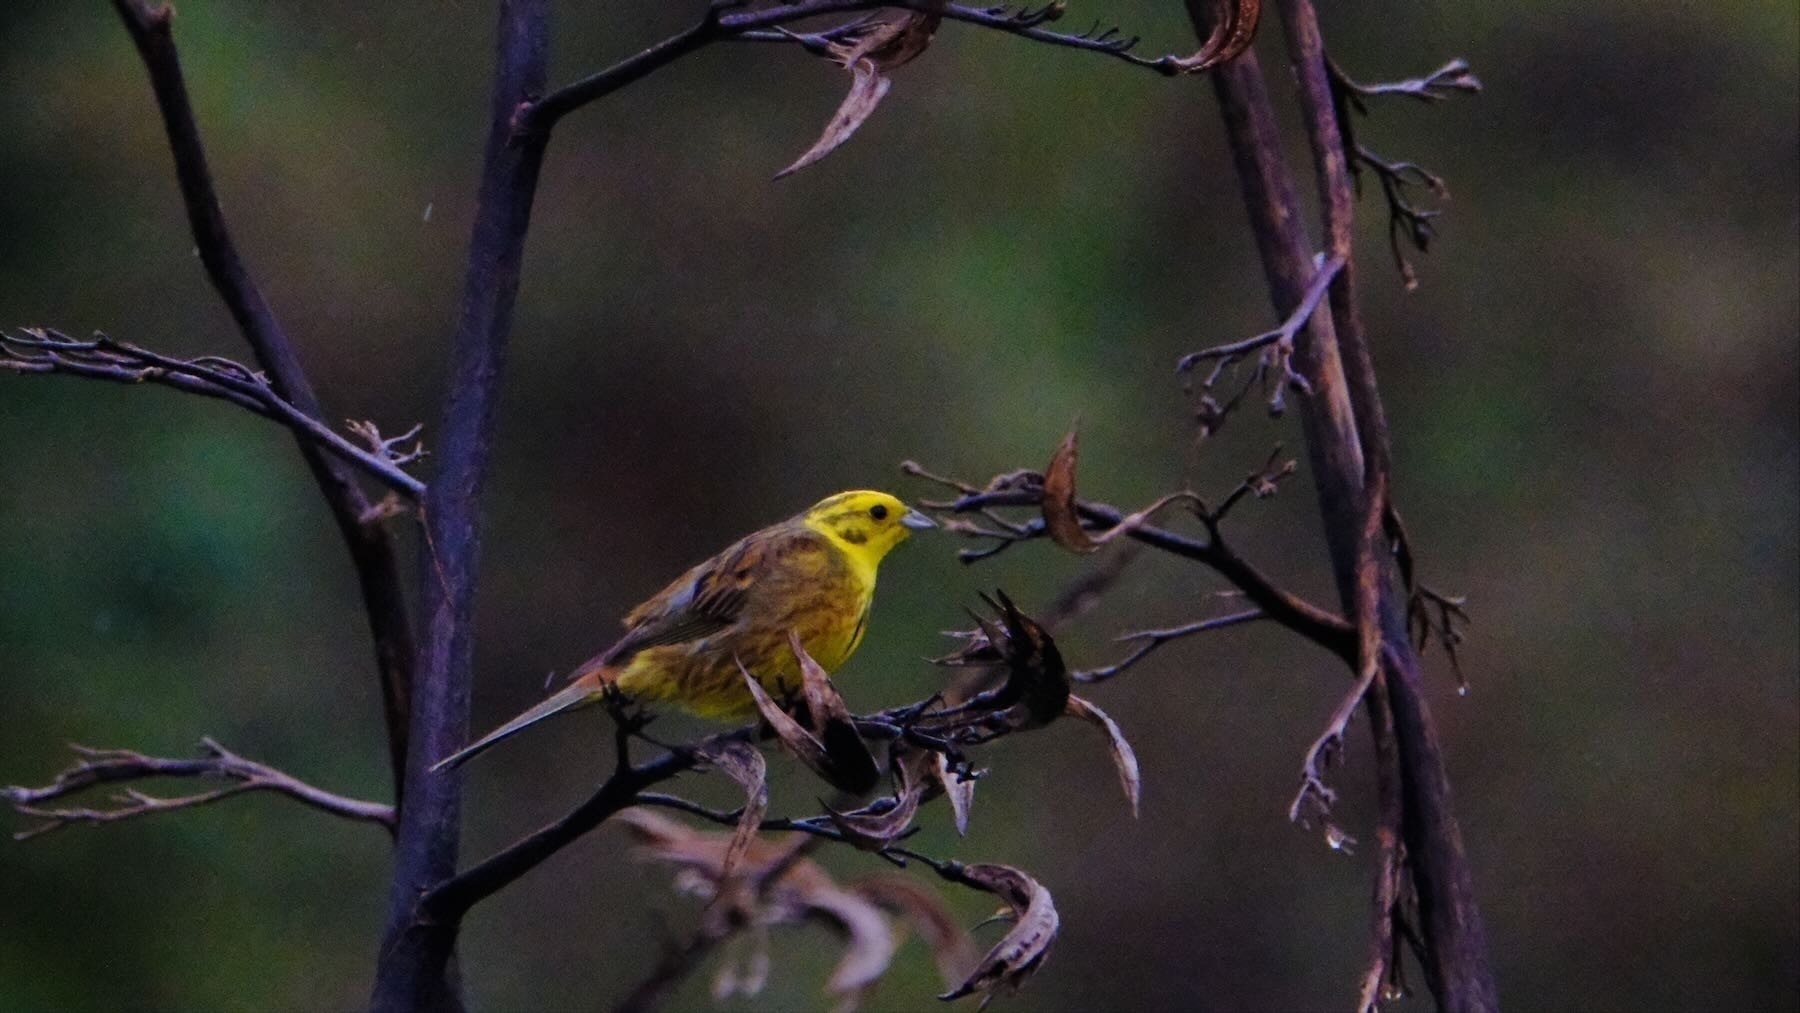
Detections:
[793, 632, 882, 795]
[1042, 428, 1098, 554]
[618, 810, 908, 1004]
[712, 929, 771, 999]
[741, 657, 878, 795]
[853, 874, 980, 991]
[1161, 0, 1262, 74]
[1043, 429, 1201, 551]
[940, 864, 1059, 1007]
[774, 12, 939, 180]
[693, 739, 768, 885]
[1064, 694, 1141, 817]
[805, 884, 900, 996]
[824, 777, 924, 852]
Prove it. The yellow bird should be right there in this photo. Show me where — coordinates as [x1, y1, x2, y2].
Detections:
[433, 490, 934, 771]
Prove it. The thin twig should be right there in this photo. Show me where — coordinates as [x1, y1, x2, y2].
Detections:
[3, 739, 395, 840]
[1329, 57, 1481, 106]
[1178, 253, 1345, 423]
[634, 794, 942, 871]
[1073, 609, 1265, 683]
[1408, 583, 1471, 693]
[1354, 145, 1447, 292]
[1202, 444, 1300, 527]
[370, 3, 552, 1007]
[1324, 55, 1475, 292]
[1, 329, 426, 498]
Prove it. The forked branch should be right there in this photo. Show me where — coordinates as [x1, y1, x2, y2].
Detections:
[4, 739, 395, 841]
[1179, 253, 1344, 428]
[1073, 609, 1265, 684]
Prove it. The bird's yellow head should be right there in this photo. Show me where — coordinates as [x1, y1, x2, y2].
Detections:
[801, 490, 935, 569]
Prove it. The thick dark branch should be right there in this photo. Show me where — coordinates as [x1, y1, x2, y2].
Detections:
[372, 6, 551, 1006]
[3, 739, 394, 840]
[1358, 670, 1412, 1012]
[421, 736, 719, 924]
[1, 329, 426, 499]
[1279, 7, 1494, 1011]
[106, 0, 416, 802]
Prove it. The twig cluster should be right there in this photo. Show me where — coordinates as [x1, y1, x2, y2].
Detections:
[1326, 57, 1482, 290]
[1178, 253, 1344, 431]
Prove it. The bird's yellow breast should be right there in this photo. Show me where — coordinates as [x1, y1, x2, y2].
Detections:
[611, 530, 877, 718]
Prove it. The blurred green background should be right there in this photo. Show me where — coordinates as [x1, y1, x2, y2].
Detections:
[2, 2, 1795, 1011]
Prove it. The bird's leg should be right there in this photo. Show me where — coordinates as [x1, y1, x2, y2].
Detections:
[601, 686, 659, 771]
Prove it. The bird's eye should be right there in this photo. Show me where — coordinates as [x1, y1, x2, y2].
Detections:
[869, 504, 889, 521]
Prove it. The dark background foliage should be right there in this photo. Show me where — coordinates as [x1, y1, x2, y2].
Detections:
[1, 2, 1795, 1010]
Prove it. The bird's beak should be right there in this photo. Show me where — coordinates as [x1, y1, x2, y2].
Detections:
[901, 508, 938, 531]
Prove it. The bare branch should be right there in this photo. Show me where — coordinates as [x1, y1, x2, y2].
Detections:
[1073, 608, 1265, 683]
[1409, 583, 1471, 693]
[4, 739, 394, 841]
[903, 461, 1356, 660]
[1354, 145, 1448, 292]
[1324, 54, 1476, 292]
[105, 0, 416, 802]
[1, 329, 426, 498]
[1286, 644, 1394, 837]
[1330, 57, 1481, 106]
[633, 794, 943, 871]
[1202, 443, 1300, 526]
[1178, 253, 1344, 427]
[1207, 0, 1496, 1004]
[525, 0, 1259, 131]
[372, 3, 551, 1003]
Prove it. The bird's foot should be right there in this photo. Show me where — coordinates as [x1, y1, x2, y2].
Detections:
[601, 688, 659, 769]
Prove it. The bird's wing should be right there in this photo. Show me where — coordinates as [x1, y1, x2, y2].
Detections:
[572, 527, 804, 676]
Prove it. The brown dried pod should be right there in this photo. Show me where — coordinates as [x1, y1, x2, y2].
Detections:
[939, 863, 1060, 1008]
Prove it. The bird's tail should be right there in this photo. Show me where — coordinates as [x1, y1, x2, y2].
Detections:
[431, 678, 602, 773]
